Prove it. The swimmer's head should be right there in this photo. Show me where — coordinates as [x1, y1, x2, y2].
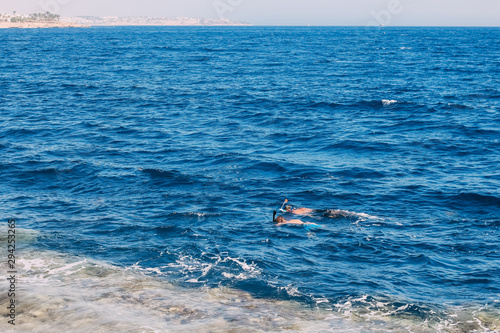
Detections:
[285, 205, 292, 212]
[273, 211, 285, 223]
[275, 216, 286, 223]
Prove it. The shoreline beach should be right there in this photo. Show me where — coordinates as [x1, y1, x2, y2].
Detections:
[0, 14, 251, 28]
[0, 21, 250, 29]
[0, 21, 90, 29]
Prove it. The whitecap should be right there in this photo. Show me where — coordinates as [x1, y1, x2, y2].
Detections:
[0, 249, 349, 333]
[382, 99, 398, 106]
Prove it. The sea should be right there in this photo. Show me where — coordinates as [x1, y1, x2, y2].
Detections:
[0, 26, 499, 332]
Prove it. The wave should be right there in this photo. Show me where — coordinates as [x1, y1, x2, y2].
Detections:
[328, 167, 388, 179]
[0, 227, 39, 243]
[287, 99, 417, 111]
[308, 101, 343, 109]
[320, 140, 396, 153]
[140, 168, 181, 179]
[352, 99, 417, 109]
[187, 56, 211, 62]
[1, 249, 331, 332]
[3, 248, 498, 333]
[139, 168, 202, 186]
[381, 99, 398, 106]
[439, 102, 475, 110]
[199, 47, 227, 52]
[321, 209, 382, 222]
[453, 192, 500, 208]
[244, 161, 287, 173]
[230, 98, 423, 114]
[330, 295, 500, 332]
[130, 250, 265, 286]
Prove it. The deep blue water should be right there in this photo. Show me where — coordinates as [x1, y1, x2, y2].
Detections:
[1, 26, 499, 331]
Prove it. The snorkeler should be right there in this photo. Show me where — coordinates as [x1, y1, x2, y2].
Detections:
[279, 199, 356, 218]
[284, 205, 314, 215]
[273, 211, 319, 227]
[278, 199, 314, 215]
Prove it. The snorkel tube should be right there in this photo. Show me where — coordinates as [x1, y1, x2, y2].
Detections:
[273, 210, 277, 222]
[279, 199, 288, 213]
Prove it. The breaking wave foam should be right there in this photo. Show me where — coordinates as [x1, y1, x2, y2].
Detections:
[1, 247, 498, 332]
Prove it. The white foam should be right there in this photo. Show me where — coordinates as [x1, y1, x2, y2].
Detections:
[2, 248, 499, 333]
[325, 209, 383, 222]
[145, 252, 263, 283]
[382, 99, 398, 106]
[0, 249, 352, 333]
[0, 227, 39, 243]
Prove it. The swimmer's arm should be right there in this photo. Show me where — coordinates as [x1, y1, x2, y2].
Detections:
[276, 220, 320, 227]
[291, 207, 314, 215]
[278, 219, 307, 225]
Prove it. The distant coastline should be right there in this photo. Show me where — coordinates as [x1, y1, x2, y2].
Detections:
[67, 16, 251, 27]
[0, 14, 250, 29]
[0, 11, 87, 29]
[0, 21, 89, 29]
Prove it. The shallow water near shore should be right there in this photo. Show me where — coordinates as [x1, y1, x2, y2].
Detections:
[1, 26, 499, 331]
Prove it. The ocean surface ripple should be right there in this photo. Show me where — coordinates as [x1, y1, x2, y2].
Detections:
[1, 26, 499, 332]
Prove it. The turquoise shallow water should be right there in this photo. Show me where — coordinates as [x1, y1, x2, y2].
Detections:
[1, 26, 499, 332]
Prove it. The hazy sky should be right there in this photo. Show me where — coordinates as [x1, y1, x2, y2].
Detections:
[2, 0, 499, 26]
